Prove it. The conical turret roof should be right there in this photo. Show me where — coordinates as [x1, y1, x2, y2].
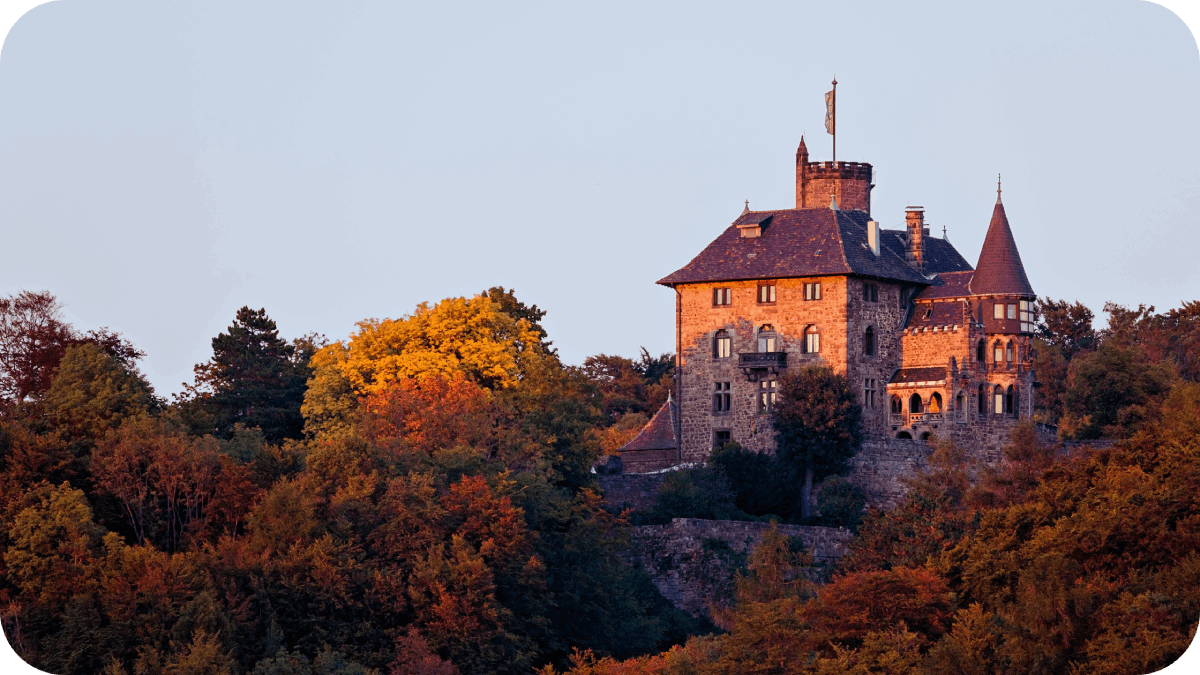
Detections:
[969, 197, 1034, 296]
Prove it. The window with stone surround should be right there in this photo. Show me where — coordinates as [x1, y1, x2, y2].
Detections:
[1006, 385, 1016, 415]
[890, 394, 902, 414]
[758, 378, 777, 413]
[864, 378, 877, 407]
[978, 383, 987, 415]
[956, 391, 966, 419]
[862, 282, 878, 302]
[864, 326, 875, 356]
[758, 325, 777, 353]
[1006, 341, 1014, 365]
[993, 302, 1005, 320]
[713, 287, 732, 306]
[977, 339, 986, 364]
[994, 385, 1004, 415]
[757, 282, 776, 304]
[713, 381, 731, 413]
[714, 430, 732, 448]
[713, 330, 731, 359]
[804, 325, 820, 353]
[930, 392, 942, 413]
[804, 282, 822, 301]
[909, 393, 923, 413]
[993, 341, 1004, 365]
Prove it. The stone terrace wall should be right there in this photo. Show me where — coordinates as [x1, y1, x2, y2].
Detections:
[847, 438, 933, 509]
[598, 474, 666, 512]
[630, 518, 854, 618]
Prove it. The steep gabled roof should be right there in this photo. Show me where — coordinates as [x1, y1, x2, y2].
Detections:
[968, 199, 1034, 296]
[878, 230, 974, 276]
[619, 399, 678, 452]
[913, 270, 974, 300]
[657, 209, 935, 286]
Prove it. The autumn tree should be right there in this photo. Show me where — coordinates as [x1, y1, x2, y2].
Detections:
[772, 365, 863, 520]
[1059, 343, 1173, 439]
[40, 343, 157, 443]
[180, 306, 314, 442]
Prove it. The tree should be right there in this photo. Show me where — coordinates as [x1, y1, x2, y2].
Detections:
[1036, 298, 1097, 360]
[181, 307, 313, 442]
[771, 365, 863, 520]
[1059, 343, 1174, 439]
[40, 343, 157, 442]
[481, 286, 554, 355]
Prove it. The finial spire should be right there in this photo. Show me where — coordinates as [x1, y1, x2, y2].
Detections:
[742, 200, 750, 215]
[996, 173, 1002, 204]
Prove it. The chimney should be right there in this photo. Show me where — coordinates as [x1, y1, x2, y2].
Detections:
[867, 220, 880, 256]
[905, 207, 925, 272]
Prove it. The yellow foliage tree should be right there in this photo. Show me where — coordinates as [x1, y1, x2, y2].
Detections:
[302, 295, 548, 438]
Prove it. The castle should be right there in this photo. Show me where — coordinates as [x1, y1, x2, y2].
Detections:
[619, 137, 1037, 474]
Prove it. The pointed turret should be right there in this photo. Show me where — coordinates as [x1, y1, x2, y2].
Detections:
[796, 135, 808, 162]
[969, 187, 1034, 296]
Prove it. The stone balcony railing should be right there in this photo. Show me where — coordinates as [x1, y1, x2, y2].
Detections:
[739, 351, 788, 379]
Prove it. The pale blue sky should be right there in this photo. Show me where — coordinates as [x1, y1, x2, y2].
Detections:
[1, 0, 1197, 396]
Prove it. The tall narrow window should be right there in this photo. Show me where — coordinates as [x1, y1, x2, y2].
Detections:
[713, 330, 731, 359]
[929, 392, 943, 413]
[758, 325, 777, 353]
[864, 326, 875, 356]
[910, 393, 923, 413]
[994, 385, 1004, 415]
[862, 282, 878, 302]
[713, 382, 731, 413]
[1006, 385, 1015, 415]
[978, 383, 986, 414]
[956, 391, 966, 418]
[993, 303, 1005, 319]
[804, 282, 822, 301]
[977, 339, 986, 364]
[758, 378, 777, 413]
[805, 325, 820, 353]
[713, 288, 732, 306]
[890, 395, 902, 414]
[864, 378, 877, 407]
[1013, 385, 1021, 417]
[994, 342, 1004, 365]
[1006, 341, 1014, 365]
[758, 282, 776, 304]
[1007, 304, 1017, 320]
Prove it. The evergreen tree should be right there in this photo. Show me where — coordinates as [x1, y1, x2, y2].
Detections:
[182, 307, 313, 442]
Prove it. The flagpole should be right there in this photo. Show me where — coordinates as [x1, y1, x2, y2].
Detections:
[831, 77, 837, 163]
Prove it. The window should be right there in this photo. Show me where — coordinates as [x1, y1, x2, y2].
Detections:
[910, 393, 923, 413]
[1006, 385, 1016, 415]
[994, 385, 1004, 415]
[977, 339, 986, 364]
[929, 392, 942, 413]
[714, 430, 732, 448]
[804, 282, 822, 301]
[862, 282, 878, 302]
[758, 325, 777, 353]
[864, 326, 875, 356]
[713, 288, 732, 306]
[993, 303, 1005, 320]
[758, 378, 777, 413]
[978, 383, 987, 414]
[890, 395, 902, 414]
[804, 325, 820, 353]
[1013, 385, 1020, 416]
[758, 282, 776, 304]
[713, 382, 731, 413]
[864, 378, 877, 407]
[1006, 341, 1014, 364]
[994, 342, 1004, 365]
[1020, 299, 1037, 333]
[956, 391, 966, 418]
[713, 330, 731, 359]
[1007, 304, 1017, 320]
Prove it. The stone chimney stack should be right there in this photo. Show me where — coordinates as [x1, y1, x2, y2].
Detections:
[905, 207, 926, 272]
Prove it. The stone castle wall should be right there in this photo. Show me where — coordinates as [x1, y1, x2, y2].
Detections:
[630, 518, 854, 617]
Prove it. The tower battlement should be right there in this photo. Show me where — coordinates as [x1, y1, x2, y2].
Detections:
[794, 138, 874, 213]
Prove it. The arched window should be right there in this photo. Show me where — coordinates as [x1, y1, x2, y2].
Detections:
[977, 339, 986, 362]
[804, 325, 820, 354]
[713, 329, 731, 359]
[890, 395, 902, 414]
[910, 393, 923, 414]
[956, 391, 966, 419]
[993, 341, 1004, 365]
[929, 392, 943, 413]
[994, 385, 1004, 415]
[1006, 385, 1015, 415]
[758, 324, 777, 353]
[864, 326, 875, 356]
[1006, 341, 1014, 365]
[978, 383, 986, 415]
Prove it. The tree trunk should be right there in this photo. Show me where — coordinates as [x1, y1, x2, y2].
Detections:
[802, 465, 814, 520]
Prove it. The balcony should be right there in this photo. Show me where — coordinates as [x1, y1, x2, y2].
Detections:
[739, 351, 788, 380]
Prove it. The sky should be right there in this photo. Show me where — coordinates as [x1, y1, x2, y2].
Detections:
[0, 0, 1198, 398]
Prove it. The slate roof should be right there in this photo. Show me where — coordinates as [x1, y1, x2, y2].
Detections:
[658, 208, 940, 286]
[878, 231, 974, 275]
[889, 367, 949, 386]
[968, 198, 1035, 296]
[908, 300, 967, 329]
[913, 270, 974, 300]
[619, 399, 679, 452]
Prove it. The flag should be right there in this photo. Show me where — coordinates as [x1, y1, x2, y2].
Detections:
[824, 88, 835, 135]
